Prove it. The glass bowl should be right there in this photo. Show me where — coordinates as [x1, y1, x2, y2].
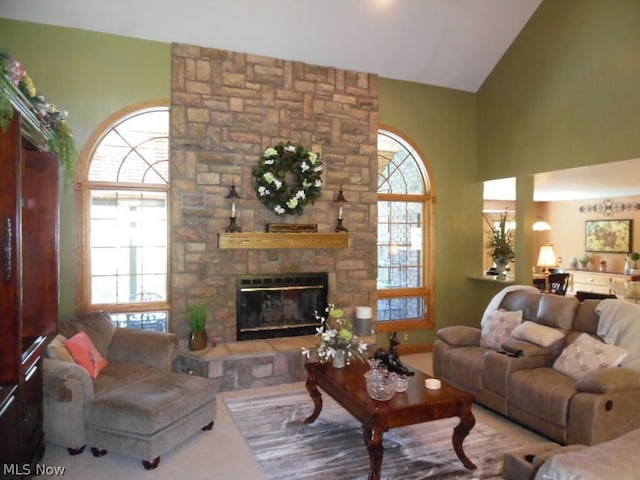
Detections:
[394, 374, 409, 392]
[365, 370, 396, 401]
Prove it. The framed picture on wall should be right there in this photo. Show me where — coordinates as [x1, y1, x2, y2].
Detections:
[585, 219, 632, 253]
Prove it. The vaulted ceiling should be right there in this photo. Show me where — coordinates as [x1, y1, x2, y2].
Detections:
[1, 0, 542, 92]
[4, 0, 638, 201]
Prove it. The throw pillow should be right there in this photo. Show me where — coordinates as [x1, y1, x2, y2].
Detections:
[64, 331, 109, 378]
[553, 333, 628, 380]
[480, 309, 523, 350]
[511, 321, 565, 347]
[46, 334, 76, 363]
[70, 311, 116, 358]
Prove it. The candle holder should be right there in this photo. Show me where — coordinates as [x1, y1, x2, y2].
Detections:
[224, 182, 242, 233]
[334, 187, 348, 233]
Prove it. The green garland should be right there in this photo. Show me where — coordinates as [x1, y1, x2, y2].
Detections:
[1, 53, 78, 185]
[253, 142, 323, 216]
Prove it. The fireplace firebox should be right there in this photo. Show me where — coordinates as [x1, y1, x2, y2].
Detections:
[236, 273, 328, 341]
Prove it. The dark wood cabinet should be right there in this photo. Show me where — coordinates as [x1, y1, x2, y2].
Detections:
[0, 110, 59, 476]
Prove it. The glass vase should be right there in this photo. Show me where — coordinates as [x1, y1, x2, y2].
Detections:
[332, 350, 346, 368]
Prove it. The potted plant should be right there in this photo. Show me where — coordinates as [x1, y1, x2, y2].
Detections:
[630, 252, 640, 275]
[484, 211, 515, 276]
[187, 304, 209, 351]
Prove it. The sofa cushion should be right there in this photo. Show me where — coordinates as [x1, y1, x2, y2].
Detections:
[46, 334, 76, 363]
[435, 345, 485, 394]
[508, 367, 576, 428]
[64, 331, 109, 378]
[93, 362, 158, 397]
[537, 294, 578, 330]
[553, 333, 628, 380]
[500, 290, 542, 322]
[70, 311, 117, 358]
[480, 309, 522, 350]
[86, 371, 217, 436]
[512, 321, 566, 347]
[573, 299, 601, 334]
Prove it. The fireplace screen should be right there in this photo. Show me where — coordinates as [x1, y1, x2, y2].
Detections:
[236, 273, 328, 341]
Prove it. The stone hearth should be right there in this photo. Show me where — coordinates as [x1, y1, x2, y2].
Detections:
[173, 334, 377, 392]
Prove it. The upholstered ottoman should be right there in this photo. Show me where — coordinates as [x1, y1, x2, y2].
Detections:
[85, 371, 217, 469]
[502, 442, 586, 480]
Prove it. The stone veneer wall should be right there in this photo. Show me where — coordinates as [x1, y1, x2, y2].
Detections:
[170, 43, 379, 344]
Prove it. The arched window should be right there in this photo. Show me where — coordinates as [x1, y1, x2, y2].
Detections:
[377, 128, 433, 333]
[76, 101, 170, 331]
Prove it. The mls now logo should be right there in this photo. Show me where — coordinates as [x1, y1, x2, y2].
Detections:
[3, 464, 66, 476]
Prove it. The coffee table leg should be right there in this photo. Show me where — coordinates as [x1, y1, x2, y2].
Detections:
[363, 424, 384, 480]
[452, 401, 477, 470]
[303, 364, 323, 424]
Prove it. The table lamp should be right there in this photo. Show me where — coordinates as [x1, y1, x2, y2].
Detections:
[537, 244, 557, 274]
[537, 244, 557, 292]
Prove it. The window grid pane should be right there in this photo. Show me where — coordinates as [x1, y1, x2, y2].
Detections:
[89, 189, 168, 305]
[377, 201, 424, 289]
[89, 109, 169, 185]
[377, 297, 425, 322]
[378, 131, 426, 195]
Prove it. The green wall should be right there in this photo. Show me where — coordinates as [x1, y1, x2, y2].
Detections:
[0, 19, 171, 317]
[378, 79, 487, 343]
[478, 0, 640, 180]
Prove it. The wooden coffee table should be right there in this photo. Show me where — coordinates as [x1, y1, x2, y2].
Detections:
[304, 361, 476, 480]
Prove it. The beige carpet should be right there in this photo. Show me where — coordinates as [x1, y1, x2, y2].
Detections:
[225, 387, 523, 479]
[32, 354, 547, 479]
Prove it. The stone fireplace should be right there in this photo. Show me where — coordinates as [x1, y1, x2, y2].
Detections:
[170, 43, 379, 345]
[236, 272, 328, 341]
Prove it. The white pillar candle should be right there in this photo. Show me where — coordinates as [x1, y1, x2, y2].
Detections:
[354, 306, 372, 336]
[231, 201, 236, 218]
[338, 206, 343, 220]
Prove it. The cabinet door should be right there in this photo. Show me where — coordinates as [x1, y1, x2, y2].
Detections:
[21, 149, 59, 341]
[19, 352, 45, 466]
[0, 115, 21, 385]
[0, 385, 19, 464]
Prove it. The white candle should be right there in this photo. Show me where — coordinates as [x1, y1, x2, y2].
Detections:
[355, 306, 372, 335]
[231, 201, 236, 218]
[338, 206, 343, 220]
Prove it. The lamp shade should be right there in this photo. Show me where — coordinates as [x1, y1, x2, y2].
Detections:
[537, 244, 557, 268]
[532, 220, 551, 231]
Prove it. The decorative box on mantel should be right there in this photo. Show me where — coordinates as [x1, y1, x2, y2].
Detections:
[217, 232, 351, 249]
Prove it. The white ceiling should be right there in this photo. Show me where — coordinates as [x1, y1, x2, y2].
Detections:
[484, 157, 640, 202]
[1, 0, 542, 93]
[4, 0, 637, 201]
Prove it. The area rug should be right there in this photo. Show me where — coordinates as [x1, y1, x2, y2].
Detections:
[225, 386, 522, 479]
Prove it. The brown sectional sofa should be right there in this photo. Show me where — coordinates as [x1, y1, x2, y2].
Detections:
[433, 288, 640, 446]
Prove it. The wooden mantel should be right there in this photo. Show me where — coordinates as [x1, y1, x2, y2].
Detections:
[217, 232, 352, 249]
